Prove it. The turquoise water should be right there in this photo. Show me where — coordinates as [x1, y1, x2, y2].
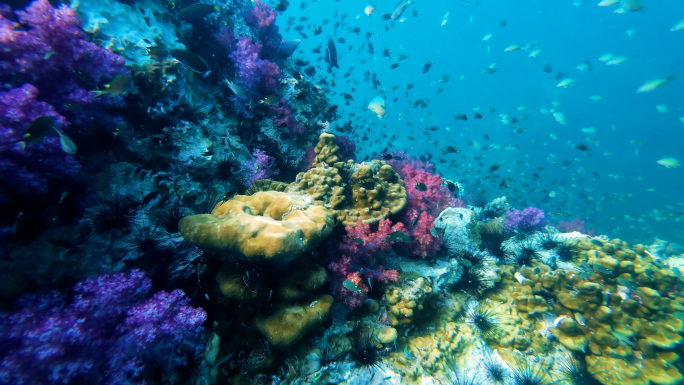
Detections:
[283, 0, 683, 245]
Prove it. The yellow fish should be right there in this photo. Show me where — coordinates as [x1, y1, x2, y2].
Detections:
[368, 96, 386, 118]
[637, 74, 677, 93]
[91, 74, 133, 97]
[657, 157, 681, 169]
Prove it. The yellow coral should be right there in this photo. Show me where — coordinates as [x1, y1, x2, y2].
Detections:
[253, 295, 333, 347]
[179, 191, 333, 262]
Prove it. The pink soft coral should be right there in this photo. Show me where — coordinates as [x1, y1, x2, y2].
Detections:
[270, 100, 303, 135]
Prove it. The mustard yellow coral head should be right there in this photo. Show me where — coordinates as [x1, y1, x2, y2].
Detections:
[179, 191, 333, 263]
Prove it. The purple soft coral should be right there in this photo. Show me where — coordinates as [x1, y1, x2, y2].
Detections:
[243, 148, 280, 186]
[0, 269, 207, 385]
[0, 0, 128, 116]
[230, 37, 280, 97]
[504, 207, 547, 233]
[243, 0, 280, 58]
[0, 84, 80, 197]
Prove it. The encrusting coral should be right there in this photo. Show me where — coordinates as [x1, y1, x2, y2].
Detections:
[179, 190, 333, 262]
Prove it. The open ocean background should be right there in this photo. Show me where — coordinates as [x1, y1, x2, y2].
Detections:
[279, 0, 683, 245]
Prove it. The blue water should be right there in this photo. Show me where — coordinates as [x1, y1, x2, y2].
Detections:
[278, 0, 683, 245]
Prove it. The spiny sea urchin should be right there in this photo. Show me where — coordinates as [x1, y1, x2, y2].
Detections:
[452, 265, 494, 295]
[88, 193, 138, 238]
[466, 302, 500, 338]
[555, 240, 579, 262]
[316, 342, 342, 367]
[506, 241, 541, 266]
[482, 353, 508, 384]
[511, 360, 551, 385]
[538, 231, 560, 250]
[215, 154, 237, 181]
[152, 204, 184, 233]
[453, 246, 491, 266]
[127, 225, 166, 257]
[349, 332, 384, 371]
[557, 354, 601, 385]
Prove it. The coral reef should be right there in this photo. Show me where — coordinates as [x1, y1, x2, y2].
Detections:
[504, 207, 547, 233]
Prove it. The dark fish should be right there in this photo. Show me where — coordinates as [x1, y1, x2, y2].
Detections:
[275, 0, 289, 11]
[279, 39, 301, 59]
[454, 114, 467, 121]
[382, 153, 393, 160]
[15, 115, 57, 148]
[415, 182, 427, 191]
[352, 237, 364, 245]
[141, 190, 160, 206]
[382, 13, 392, 20]
[386, 230, 411, 243]
[359, 181, 376, 190]
[423, 60, 434, 73]
[294, 58, 307, 66]
[501, 20, 507, 27]
[304, 65, 316, 76]
[390, 63, 400, 69]
[391, 0, 413, 20]
[575, 143, 591, 151]
[325, 38, 339, 71]
[542, 64, 552, 73]
[445, 181, 456, 192]
[488, 162, 505, 173]
[555, 72, 566, 80]
[442, 146, 460, 154]
[179, 3, 219, 21]
[474, 113, 483, 119]
[170, 49, 211, 77]
[313, 25, 322, 35]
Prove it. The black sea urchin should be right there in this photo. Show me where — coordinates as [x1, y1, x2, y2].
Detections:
[557, 354, 601, 385]
[215, 154, 237, 181]
[127, 225, 166, 257]
[152, 204, 184, 233]
[316, 342, 342, 367]
[483, 353, 509, 384]
[466, 303, 499, 338]
[453, 246, 491, 266]
[349, 332, 383, 371]
[556, 240, 579, 262]
[88, 194, 137, 238]
[511, 360, 551, 385]
[506, 241, 541, 266]
[453, 265, 493, 295]
[450, 369, 485, 385]
[538, 231, 560, 250]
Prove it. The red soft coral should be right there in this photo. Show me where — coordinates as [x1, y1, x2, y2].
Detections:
[405, 211, 442, 258]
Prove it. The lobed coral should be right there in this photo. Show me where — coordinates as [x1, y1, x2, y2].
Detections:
[179, 191, 333, 263]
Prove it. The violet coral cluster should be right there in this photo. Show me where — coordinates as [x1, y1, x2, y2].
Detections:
[504, 206, 547, 233]
[0, 269, 207, 384]
[230, 37, 280, 98]
[243, 148, 280, 185]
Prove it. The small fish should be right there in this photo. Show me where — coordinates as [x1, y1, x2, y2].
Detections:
[224, 79, 247, 98]
[145, 45, 169, 60]
[442, 146, 460, 154]
[179, 3, 219, 21]
[90, 74, 133, 97]
[656, 157, 681, 168]
[637, 74, 677, 93]
[672, 19, 684, 32]
[575, 143, 591, 151]
[460, 259, 473, 267]
[593, 264, 613, 275]
[15, 115, 57, 149]
[310, 300, 318, 308]
[488, 162, 505, 173]
[574, 312, 586, 326]
[391, 0, 414, 20]
[260, 95, 280, 106]
[429, 227, 438, 237]
[403, 346, 411, 358]
[294, 235, 304, 246]
[359, 181, 376, 190]
[504, 44, 521, 52]
[423, 60, 434, 74]
[56, 129, 77, 154]
[414, 182, 427, 191]
[514, 272, 526, 284]
[279, 39, 301, 59]
[170, 49, 211, 77]
[386, 230, 411, 243]
[612, 331, 634, 347]
[325, 38, 339, 71]
[364, 4, 374, 16]
[352, 238, 364, 245]
[342, 280, 362, 294]
[556, 78, 576, 88]
[367, 96, 386, 117]
[616, 277, 636, 291]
